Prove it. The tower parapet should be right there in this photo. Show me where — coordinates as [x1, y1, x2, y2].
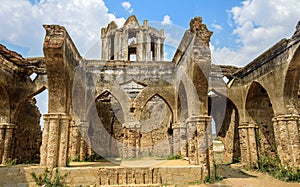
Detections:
[101, 15, 164, 61]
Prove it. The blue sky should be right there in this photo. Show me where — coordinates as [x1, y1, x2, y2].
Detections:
[1, 0, 300, 123]
[2, 0, 300, 65]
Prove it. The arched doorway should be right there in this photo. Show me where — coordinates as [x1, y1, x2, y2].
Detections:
[209, 90, 240, 163]
[12, 87, 47, 164]
[246, 82, 276, 157]
[139, 94, 173, 157]
[90, 91, 124, 158]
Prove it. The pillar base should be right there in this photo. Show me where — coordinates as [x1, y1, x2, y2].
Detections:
[186, 115, 214, 179]
[0, 123, 16, 164]
[238, 122, 258, 168]
[40, 113, 71, 167]
[272, 114, 300, 169]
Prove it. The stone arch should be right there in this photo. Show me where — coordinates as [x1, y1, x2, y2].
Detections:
[12, 85, 47, 124]
[10, 84, 47, 164]
[89, 90, 124, 158]
[284, 45, 300, 112]
[192, 60, 209, 115]
[246, 81, 277, 156]
[138, 93, 174, 157]
[208, 89, 241, 163]
[94, 84, 131, 123]
[133, 85, 175, 121]
[175, 67, 201, 118]
[177, 81, 188, 123]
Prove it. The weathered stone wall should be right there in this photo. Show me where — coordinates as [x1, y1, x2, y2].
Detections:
[13, 99, 42, 164]
[0, 165, 205, 186]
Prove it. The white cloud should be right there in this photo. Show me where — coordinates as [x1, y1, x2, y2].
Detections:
[213, 0, 300, 66]
[161, 15, 172, 25]
[211, 23, 223, 32]
[121, 1, 133, 14]
[0, 0, 126, 58]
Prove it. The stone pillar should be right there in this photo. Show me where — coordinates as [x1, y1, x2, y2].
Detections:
[79, 137, 87, 161]
[155, 38, 161, 61]
[58, 115, 71, 166]
[68, 120, 81, 159]
[101, 36, 108, 60]
[121, 32, 128, 61]
[40, 113, 71, 167]
[238, 122, 258, 168]
[0, 123, 16, 164]
[145, 35, 151, 61]
[123, 123, 141, 158]
[186, 116, 213, 178]
[272, 114, 300, 169]
[136, 31, 143, 61]
[179, 122, 187, 156]
[78, 121, 89, 161]
[159, 30, 164, 61]
[172, 123, 180, 155]
[114, 31, 121, 60]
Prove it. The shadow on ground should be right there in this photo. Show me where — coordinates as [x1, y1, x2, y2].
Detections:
[216, 164, 257, 179]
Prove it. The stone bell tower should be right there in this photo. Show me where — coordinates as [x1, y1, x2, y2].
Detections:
[101, 15, 165, 61]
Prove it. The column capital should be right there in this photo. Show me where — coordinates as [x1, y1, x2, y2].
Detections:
[238, 122, 257, 129]
[272, 114, 300, 122]
[43, 113, 71, 120]
[186, 115, 211, 123]
[0, 123, 16, 129]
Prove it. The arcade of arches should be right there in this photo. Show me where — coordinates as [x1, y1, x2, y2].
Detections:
[0, 15, 300, 181]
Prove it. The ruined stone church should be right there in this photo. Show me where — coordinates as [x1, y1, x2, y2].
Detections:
[0, 15, 300, 184]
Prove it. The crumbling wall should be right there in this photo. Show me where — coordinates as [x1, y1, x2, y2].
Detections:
[13, 99, 42, 163]
[140, 99, 172, 157]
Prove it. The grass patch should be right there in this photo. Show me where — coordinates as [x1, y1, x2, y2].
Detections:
[258, 154, 300, 182]
[31, 168, 68, 187]
[167, 154, 182, 160]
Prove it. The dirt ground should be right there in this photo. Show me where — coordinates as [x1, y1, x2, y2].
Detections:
[190, 163, 300, 187]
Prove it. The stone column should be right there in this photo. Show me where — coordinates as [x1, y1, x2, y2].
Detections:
[68, 120, 81, 159]
[114, 31, 121, 60]
[136, 31, 143, 61]
[101, 36, 108, 60]
[40, 117, 50, 166]
[58, 115, 71, 166]
[145, 35, 151, 61]
[238, 122, 258, 168]
[155, 38, 161, 61]
[159, 30, 164, 61]
[172, 122, 181, 155]
[78, 121, 89, 161]
[272, 114, 300, 169]
[186, 116, 213, 178]
[40, 113, 71, 167]
[179, 122, 187, 156]
[123, 123, 141, 158]
[121, 32, 128, 61]
[0, 123, 16, 164]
